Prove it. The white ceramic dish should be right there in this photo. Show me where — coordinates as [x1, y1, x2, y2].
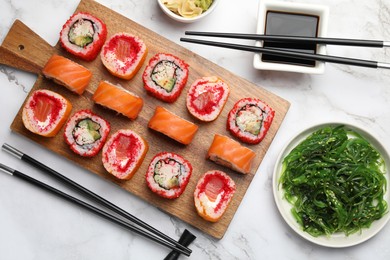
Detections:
[253, 1, 329, 74]
[273, 122, 390, 247]
[157, 0, 220, 23]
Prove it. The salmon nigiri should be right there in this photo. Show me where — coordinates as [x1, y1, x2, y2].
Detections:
[148, 106, 198, 145]
[92, 81, 143, 120]
[207, 134, 256, 174]
[42, 54, 92, 95]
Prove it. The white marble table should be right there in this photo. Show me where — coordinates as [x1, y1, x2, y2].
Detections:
[1, 0, 390, 259]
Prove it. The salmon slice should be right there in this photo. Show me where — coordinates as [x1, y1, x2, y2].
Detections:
[92, 81, 143, 120]
[22, 89, 72, 137]
[207, 134, 256, 174]
[148, 106, 198, 145]
[42, 54, 92, 95]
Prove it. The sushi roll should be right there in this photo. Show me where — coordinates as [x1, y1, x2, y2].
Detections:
[22, 89, 72, 137]
[64, 109, 110, 157]
[59, 12, 107, 61]
[102, 129, 149, 180]
[101, 33, 147, 80]
[227, 97, 275, 144]
[186, 76, 230, 122]
[146, 152, 192, 199]
[148, 106, 198, 145]
[143, 53, 189, 103]
[207, 134, 256, 174]
[42, 54, 92, 95]
[92, 81, 143, 120]
[194, 170, 236, 222]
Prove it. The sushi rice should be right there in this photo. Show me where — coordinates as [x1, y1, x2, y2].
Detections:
[64, 109, 110, 157]
[227, 97, 275, 144]
[60, 12, 107, 61]
[143, 53, 189, 103]
[146, 152, 192, 199]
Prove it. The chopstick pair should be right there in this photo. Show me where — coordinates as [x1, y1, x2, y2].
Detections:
[181, 31, 390, 69]
[0, 143, 194, 258]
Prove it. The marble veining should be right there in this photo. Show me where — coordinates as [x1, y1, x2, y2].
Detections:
[1, 0, 390, 259]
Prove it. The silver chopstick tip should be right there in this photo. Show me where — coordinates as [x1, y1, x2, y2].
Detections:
[2, 143, 23, 159]
[377, 62, 390, 69]
[0, 163, 15, 176]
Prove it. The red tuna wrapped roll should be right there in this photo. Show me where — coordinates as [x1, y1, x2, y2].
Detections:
[101, 33, 147, 80]
[146, 152, 192, 199]
[102, 129, 148, 180]
[64, 109, 110, 157]
[194, 170, 236, 222]
[186, 76, 230, 122]
[227, 97, 275, 144]
[143, 53, 189, 103]
[22, 89, 72, 137]
[60, 12, 107, 61]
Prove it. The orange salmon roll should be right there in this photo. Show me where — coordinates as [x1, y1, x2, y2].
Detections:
[42, 54, 92, 95]
[92, 81, 143, 120]
[207, 134, 256, 174]
[148, 106, 198, 145]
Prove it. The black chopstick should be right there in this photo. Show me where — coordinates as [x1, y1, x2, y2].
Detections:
[0, 163, 190, 256]
[1, 143, 192, 256]
[180, 37, 390, 69]
[185, 31, 390, 48]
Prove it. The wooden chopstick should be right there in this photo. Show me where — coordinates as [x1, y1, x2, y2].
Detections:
[180, 37, 390, 69]
[185, 31, 390, 48]
[1, 143, 193, 256]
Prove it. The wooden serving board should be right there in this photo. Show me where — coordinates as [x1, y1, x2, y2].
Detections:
[0, 0, 290, 239]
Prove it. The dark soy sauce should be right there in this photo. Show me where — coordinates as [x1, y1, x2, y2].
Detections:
[262, 11, 319, 67]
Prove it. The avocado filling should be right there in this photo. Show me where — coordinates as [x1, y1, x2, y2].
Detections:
[153, 158, 184, 190]
[68, 19, 95, 47]
[73, 118, 101, 146]
[151, 60, 180, 92]
[235, 104, 264, 135]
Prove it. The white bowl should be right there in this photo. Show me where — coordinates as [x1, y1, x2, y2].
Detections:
[157, 0, 220, 23]
[273, 122, 390, 247]
[253, 1, 329, 74]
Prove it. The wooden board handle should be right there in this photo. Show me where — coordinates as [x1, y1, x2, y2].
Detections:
[0, 19, 54, 74]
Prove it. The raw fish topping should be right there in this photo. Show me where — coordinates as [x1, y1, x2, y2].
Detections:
[194, 170, 236, 222]
[31, 92, 63, 129]
[22, 89, 72, 137]
[102, 33, 146, 75]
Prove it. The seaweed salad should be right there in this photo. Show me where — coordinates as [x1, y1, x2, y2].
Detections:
[279, 125, 388, 237]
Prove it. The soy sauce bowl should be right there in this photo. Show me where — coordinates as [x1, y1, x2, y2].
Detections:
[157, 0, 220, 23]
[253, 1, 329, 74]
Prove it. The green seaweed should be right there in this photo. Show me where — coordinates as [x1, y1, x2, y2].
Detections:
[279, 125, 388, 237]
